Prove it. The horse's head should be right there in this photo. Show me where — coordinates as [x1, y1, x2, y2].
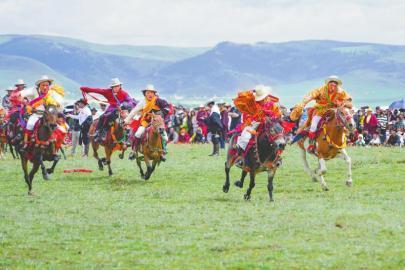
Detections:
[44, 105, 59, 126]
[264, 117, 286, 150]
[150, 113, 165, 134]
[335, 107, 356, 133]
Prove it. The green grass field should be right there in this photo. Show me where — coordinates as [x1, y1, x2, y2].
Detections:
[0, 145, 404, 269]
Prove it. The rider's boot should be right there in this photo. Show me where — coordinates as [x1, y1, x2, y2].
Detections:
[129, 137, 140, 160]
[21, 130, 32, 152]
[307, 132, 317, 154]
[235, 146, 245, 167]
[160, 131, 168, 162]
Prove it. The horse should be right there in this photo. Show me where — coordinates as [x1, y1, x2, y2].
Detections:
[132, 113, 165, 180]
[5, 112, 24, 159]
[296, 107, 356, 191]
[90, 111, 128, 176]
[0, 115, 6, 159]
[19, 106, 61, 195]
[222, 116, 287, 201]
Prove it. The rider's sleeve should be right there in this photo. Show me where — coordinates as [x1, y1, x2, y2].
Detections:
[157, 98, 171, 116]
[124, 100, 144, 123]
[20, 87, 36, 99]
[80, 87, 108, 96]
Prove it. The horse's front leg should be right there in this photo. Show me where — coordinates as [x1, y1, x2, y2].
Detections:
[39, 154, 50, 181]
[28, 161, 41, 195]
[267, 168, 277, 202]
[135, 156, 145, 178]
[143, 159, 152, 180]
[244, 170, 256, 201]
[92, 143, 103, 171]
[300, 147, 317, 182]
[234, 170, 247, 188]
[339, 149, 353, 187]
[20, 157, 31, 194]
[47, 155, 60, 175]
[315, 158, 328, 191]
[223, 159, 232, 193]
[105, 148, 113, 176]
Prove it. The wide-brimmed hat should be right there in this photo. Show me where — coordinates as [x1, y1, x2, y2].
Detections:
[205, 100, 215, 107]
[4, 86, 14, 92]
[110, 78, 122, 88]
[15, 79, 26, 86]
[35, 75, 54, 86]
[142, 84, 157, 94]
[325, 75, 342, 86]
[253, 85, 271, 101]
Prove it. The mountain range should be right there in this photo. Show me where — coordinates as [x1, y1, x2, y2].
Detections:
[0, 34, 404, 107]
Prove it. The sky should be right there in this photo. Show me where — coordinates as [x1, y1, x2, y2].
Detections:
[0, 0, 405, 47]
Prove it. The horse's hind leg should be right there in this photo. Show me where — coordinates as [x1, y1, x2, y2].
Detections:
[339, 149, 353, 187]
[106, 149, 113, 176]
[300, 147, 317, 182]
[234, 170, 247, 188]
[267, 168, 278, 202]
[244, 171, 256, 201]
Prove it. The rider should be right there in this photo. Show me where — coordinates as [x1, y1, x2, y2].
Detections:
[236, 85, 282, 155]
[80, 78, 137, 142]
[290, 75, 352, 153]
[124, 84, 170, 161]
[20, 75, 64, 150]
[5, 79, 26, 122]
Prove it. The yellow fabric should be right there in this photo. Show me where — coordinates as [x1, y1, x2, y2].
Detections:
[141, 96, 160, 127]
[32, 84, 65, 110]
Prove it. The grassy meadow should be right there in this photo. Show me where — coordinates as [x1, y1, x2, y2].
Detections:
[0, 144, 404, 269]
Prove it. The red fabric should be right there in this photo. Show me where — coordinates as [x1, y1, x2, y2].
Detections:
[51, 129, 67, 151]
[364, 114, 378, 135]
[178, 133, 190, 143]
[64, 169, 93, 173]
[129, 119, 141, 131]
[80, 87, 131, 107]
[281, 121, 295, 133]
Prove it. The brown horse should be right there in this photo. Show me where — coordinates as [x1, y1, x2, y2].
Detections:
[90, 113, 127, 176]
[133, 113, 165, 180]
[222, 117, 286, 201]
[297, 107, 356, 191]
[19, 106, 60, 195]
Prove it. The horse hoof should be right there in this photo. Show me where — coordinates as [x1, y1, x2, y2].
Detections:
[346, 181, 353, 187]
[244, 194, 251, 201]
[46, 169, 54, 175]
[234, 181, 243, 188]
[42, 174, 50, 181]
[119, 154, 124, 160]
[28, 191, 35, 196]
[222, 185, 229, 193]
[312, 176, 318, 182]
[269, 198, 275, 203]
[322, 186, 329, 191]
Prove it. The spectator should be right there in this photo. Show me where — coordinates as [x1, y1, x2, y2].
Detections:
[177, 128, 190, 144]
[355, 134, 366, 146]
[364, 108, 378, 135]
[205, 101, 223, 156]
[376, 109, 388, 143]
[228, 106, 242, 131]
[387, 130, 401, 146]
[69, 103, 81, 156]
[369, 133, 381, 146]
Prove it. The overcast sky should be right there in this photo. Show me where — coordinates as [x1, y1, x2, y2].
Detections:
[1, 0, 404, 47]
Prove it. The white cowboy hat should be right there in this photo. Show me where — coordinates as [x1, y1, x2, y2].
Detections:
[4, 86, 14, 91]
[15, 79, 26, 86]
[110, 78, 122, 88]
[325, 75, 342, 86]
[142, 84, 157, 93]
[35, 75, 53, 86]
[205, 100, 215, 106]
[253, 84, 271, 101]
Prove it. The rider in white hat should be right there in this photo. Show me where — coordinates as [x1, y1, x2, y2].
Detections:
[236, 85, 282, 156]
[80, 78, 137, 141]
[21, 75, 65, 150]
[14, 79, 26, 92]
[125, 84, 171, 161]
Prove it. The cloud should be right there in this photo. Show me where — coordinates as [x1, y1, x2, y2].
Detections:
[0, 0, 404, 46]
